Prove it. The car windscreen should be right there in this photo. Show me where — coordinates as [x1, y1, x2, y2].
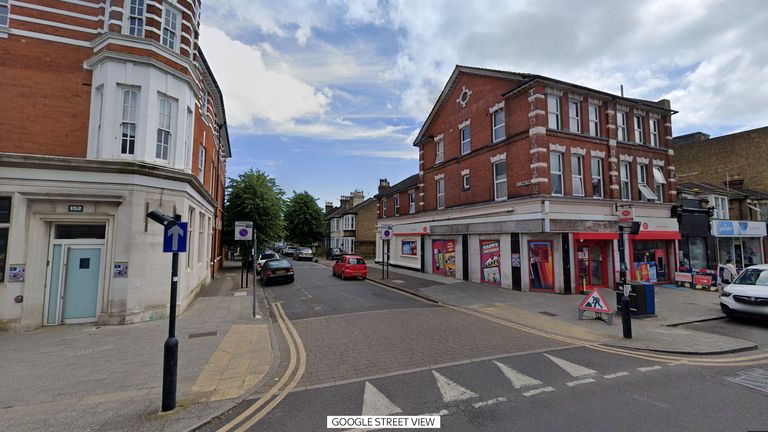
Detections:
[347, 258, 365, 265]
[266, 259, 292, 269]
[733, 268, 768, 286]
[300, 248, 312, 253]
[259, 253, 278, 260]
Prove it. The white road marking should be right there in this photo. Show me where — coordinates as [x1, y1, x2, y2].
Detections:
[603, 372, 630, 379]
[637, 366, 662, 372]
[493, 360, 542, 389]
[472, 397, 507, 408]
[522, 386, 555, 397]
[361, 381, 402, 416]
[566, 378, 596, 387]
[543, 354, 597, 377]
[432, 371, 478, 402]
[234, 291, 247, 296]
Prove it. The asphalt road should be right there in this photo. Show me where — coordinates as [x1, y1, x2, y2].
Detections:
[206, 258, 768, 431]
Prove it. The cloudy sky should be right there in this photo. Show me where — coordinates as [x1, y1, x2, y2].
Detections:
[199, 0, 768, 206]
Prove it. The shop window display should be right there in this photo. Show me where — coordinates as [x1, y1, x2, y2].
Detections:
[632, 240, 668, 282]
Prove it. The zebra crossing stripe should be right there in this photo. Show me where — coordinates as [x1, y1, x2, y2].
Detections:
[361, 381, 402, 416]
[493, 361, 542, 389]
[432, 371, 478, 402]
[604, 372, 630, 379]
[637, 366, 662, 372]
[522, 386, 555, 397]
[473, 397, 507, 408]
[543, 354, 597, 377]
[566, 378, 596, 387]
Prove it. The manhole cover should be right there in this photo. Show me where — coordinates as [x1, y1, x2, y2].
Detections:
[726, 368, 768, 393]
[538, 311, 559, 317]
[188, 331, 218, 339]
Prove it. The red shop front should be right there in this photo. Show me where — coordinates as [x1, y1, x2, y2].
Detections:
[628, 230, 680, 283]
[573, 232, 618, 292]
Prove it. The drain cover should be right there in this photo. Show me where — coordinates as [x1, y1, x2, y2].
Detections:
[188, 331, 218, 339]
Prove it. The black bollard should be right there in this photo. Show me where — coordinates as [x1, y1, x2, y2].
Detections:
[621, 294, 632, 339]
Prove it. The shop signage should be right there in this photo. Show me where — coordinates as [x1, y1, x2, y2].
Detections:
[693, 274, 713, 286]
[711, 220, 767, 237]
[618, 207, 634, 222]
[675, 272, 693, 283]
[635, 217, 679, 232]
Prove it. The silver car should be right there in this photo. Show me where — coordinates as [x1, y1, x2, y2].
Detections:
[295, 247, 314, 261]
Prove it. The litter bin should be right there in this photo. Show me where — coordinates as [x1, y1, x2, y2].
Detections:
[616, 281, 655, 317]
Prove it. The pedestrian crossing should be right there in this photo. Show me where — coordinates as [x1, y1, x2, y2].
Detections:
[340, 350, 669, 428]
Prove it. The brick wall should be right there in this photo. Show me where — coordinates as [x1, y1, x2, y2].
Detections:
[673, 127, 768, 192]
[354, 200, 378, 257]
[0, 36, 93, 157]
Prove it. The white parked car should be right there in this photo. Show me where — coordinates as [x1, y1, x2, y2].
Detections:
[256, 252, 279, 276]
[720, 264, 768, 319]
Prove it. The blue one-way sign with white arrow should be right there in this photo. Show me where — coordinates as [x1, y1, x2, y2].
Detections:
[163, 222, 188, 253]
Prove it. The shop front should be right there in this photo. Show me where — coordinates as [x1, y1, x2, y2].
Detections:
[572, 233, 617, 293]
[712, 220, 766, 272]
[629, 218, 680, 283]
[432, 239, 457, 277]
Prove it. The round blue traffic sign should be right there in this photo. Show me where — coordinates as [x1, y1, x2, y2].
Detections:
[239, 228, 249, 237]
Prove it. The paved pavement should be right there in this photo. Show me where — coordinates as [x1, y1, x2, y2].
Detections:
[344, 260, 762, 355]
[0, 261, 275, 432]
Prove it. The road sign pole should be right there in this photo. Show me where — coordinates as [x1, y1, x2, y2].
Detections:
[161, 214, 181, 412]
[253, 236, 257, 318]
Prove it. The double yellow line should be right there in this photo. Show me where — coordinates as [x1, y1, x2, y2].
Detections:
[445, 304, 768, 366]
[216, 303, 306, 432]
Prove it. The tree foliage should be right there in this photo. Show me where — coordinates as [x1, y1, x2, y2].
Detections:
[223, 169, 285, 249]
[284, 191, 325, 246]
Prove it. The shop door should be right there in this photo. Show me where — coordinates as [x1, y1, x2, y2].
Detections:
[576, 242, 607, 291]
[734, 243, 744, 272]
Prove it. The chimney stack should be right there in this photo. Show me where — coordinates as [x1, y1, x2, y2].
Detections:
[325, 201, 334, 214]
[378, 178, 390, 195]
[339, 195, 351, 210]
[350, 190, 365, 207]
[725, 175, 745, 191]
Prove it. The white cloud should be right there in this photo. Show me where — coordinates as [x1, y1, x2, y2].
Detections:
[199, 25, 330, 127]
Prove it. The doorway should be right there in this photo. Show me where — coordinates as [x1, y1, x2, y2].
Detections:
[575, 240, 608, 292]
[45, 224, 106, 325]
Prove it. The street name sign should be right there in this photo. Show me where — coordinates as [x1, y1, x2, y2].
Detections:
[163, 222, 187, 253]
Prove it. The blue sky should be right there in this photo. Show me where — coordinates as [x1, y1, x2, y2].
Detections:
[200, 0, 768, 206]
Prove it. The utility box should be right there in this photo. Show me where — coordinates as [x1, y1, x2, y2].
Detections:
[616, 281, 656, 317]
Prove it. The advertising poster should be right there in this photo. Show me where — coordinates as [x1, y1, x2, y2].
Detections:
[634, 262, 658, 283]
[8, 264, 25, 282]
[113, 262, 129, 278]
[529, 241, 554, 290]
[433, 240, 445, 275]
[401, 240, 417, 256]
[444, 240, 456, 277]
[480, 240, 501, 285]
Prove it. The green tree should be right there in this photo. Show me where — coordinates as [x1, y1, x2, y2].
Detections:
[284, 191, 324, 246]
[223, 169, 285, 250]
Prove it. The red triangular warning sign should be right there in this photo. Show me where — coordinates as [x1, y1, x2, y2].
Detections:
[578, 288, 612, 313]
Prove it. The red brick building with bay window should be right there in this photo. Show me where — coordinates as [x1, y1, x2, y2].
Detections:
[376, 66, 679, 293]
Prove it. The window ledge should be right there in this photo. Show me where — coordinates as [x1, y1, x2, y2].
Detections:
[0, 26, 9, 39]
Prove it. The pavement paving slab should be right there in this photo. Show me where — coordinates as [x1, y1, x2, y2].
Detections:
[0, 261, 276, 432]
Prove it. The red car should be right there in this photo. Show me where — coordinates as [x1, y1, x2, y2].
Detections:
[332, 255, 368, 280]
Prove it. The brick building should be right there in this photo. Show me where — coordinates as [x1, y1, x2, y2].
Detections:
[325, 191, 377, 256]
[0, 0, 230, 329]
[376, 66, 678, 293]
[673, 127, 768, 193]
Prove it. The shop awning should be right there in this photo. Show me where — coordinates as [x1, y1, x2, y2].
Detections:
[573, 232, 619, 241]
[630, 230, 682, 240]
